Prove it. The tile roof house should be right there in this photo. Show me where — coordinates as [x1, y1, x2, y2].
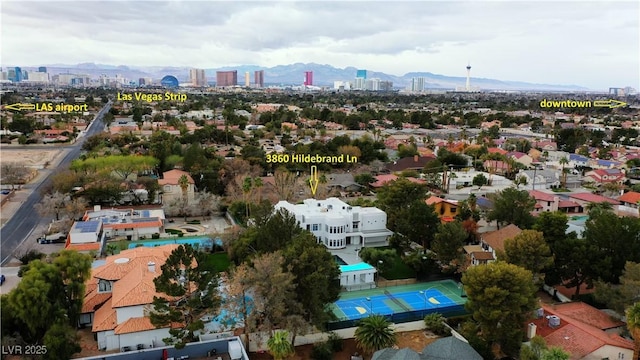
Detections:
[385, 155, 437, 172]
[478, 224, 522, 261]
[568, 193, 620, 208]
[507, 151, 533, 167]
[81, 245, 185, 351]
[426, 196, 458, 222]
[158, 169, 196, 205]
[583, 169, 626, 185]
[483, 160, 511, 176]
[372, 334, 482, 360]
[527, 303, 633, 359]
[82, 207, 165, 241]
[619, 191, 640, 208]
[529, 190, 582, 214]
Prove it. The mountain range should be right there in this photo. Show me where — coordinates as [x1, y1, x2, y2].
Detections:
[23, 62, 589, 91]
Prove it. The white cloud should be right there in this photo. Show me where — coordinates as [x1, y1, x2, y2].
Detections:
[1, 0, 638, 89]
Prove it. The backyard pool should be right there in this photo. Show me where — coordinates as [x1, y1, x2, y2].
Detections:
[334, 255, 348, 265]
[127, 236, 224, 249]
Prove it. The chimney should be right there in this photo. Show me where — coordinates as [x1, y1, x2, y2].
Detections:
[527, 323, 537, 339]
[414, 154, 419, 162]
[552, 196, 559, 212]
[148, 261, 155, 273]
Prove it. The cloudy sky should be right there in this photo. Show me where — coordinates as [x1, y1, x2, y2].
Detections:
[2, 0, 638, 89]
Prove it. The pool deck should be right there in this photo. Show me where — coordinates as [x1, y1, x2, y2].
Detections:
[329, 244, 366, 265]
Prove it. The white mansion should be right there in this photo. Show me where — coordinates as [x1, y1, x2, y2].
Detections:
[274, 197, 393, 250]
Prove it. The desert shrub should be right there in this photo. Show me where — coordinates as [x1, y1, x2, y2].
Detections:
[327, 332, 343, 352]
[310, 342, 332, 360]
[424, 313, 450, 336]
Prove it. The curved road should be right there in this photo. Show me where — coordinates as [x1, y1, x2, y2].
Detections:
[1, 101, 112, 265]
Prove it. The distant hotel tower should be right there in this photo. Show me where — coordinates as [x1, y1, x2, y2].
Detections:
[38, 66, 47, 73]
[216, 70, 237, 87]
[356, 69, 367, 79]
[304, 71, 313, 86]
[244, 72, 250, 87]
[254, 70, 264, 88]
[189, 68, 207, 87]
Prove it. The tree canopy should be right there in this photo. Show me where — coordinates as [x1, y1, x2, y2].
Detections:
[487, 187, 536, 229]
[462, 261, 537, 355]
[1, 250, 92, 359]
[150, 245, 219, 348]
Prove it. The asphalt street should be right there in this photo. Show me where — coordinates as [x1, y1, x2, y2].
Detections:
[0, 101, 112, 265]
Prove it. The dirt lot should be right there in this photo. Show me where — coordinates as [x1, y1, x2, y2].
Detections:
[250, 330, 439, 359]
[0, 148, 62, 168]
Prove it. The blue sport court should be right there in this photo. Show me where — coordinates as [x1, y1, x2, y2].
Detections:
[329, 279, 466, 322]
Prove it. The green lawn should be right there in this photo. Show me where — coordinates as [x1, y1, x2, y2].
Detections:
[199, 252, 231, 273]
[380, 253, 416, 280]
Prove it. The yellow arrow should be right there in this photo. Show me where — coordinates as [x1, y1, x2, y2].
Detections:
[593, 99, 627, 108]
[4, 103, 36, 111]
[309, 165, 319, 196]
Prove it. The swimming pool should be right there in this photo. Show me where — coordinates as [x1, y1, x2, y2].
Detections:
[570, 215, 589, 222]
[334, 255, 348, 265]
[127, 236, 223, 249]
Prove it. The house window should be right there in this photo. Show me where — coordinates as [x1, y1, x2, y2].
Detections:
[353, 222, 359, 230]
[312, 224, 319, 231]
[451, 207, 457, 213]
[98, 279, 112, 293]
[163, 185, 172, 192]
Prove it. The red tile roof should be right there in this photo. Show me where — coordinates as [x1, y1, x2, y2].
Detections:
[530, 304, 633, 359]
[529, 190, 555, 202]
[92, 298, 117, 332]
[558, 200, 580, 208]
[65, 242, 101, 252]
[114, 317, 156, 335]
[158, 169, 194, 186]
[619, 191, 640, 204]
[552, 302, 624, 330]
[569, 192, 620, 205]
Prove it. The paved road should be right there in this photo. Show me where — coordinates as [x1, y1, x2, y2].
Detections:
[0, 101, 112, 265]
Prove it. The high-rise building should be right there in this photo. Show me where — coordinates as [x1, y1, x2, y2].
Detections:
[379, 81, 393, 92]
[466, 63, 472, 91]
[356, 69, 367, 79]
[38, 66, 47, 73]
[189, 68, 207, 87]
[216, 71, 238, 87]
[254, 70, 264, 88]
[26, 71, 49, 83]
[9, 67, 22, 82]
[411, 77, 425, 92]
[365, 78, 380, 91]
[304, 71, 313, 86]
[244, 72, 250, 87]
[353, 77, 366, 90]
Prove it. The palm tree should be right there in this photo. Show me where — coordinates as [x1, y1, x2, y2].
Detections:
[242, 177, 253, 219]
[178, 174, 189, 202]
[559, 157, 569, 188]
[267, 330, 294, 360]
[253, 177, 263, 203]
[178, 174, 190, 220]
[626, 302, 640, 360]
[354, 315, 397, 356]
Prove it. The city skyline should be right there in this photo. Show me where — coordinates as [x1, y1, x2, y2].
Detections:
[2, 1, 638, 90]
